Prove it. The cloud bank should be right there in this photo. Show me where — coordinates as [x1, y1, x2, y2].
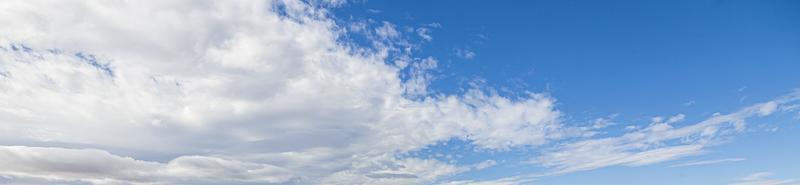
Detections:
[0, 0, 565, 184]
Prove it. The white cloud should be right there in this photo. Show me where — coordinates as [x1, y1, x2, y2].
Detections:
[472, 160, 498, 170]
[759, 101, 779, 116]
[590, 115, 618, 129]
[531, 92, 800, 175]
[730, 172, 800, 185]
[416, 27, 433, 42]
[456, 48, 476, 59]
[376, 21, 401, 40]
[668, 158, 745, 168]
[437, 176, 534, 185]
[667, 114, 686, 124]
[0, 0, 566, 184]
[0, 145, 295, 184]
[320, 155, 466, 185]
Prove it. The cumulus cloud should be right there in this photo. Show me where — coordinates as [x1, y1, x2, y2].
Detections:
[0, 0, 566, 184]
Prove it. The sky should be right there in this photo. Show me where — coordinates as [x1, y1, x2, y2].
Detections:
[0, 0, 799, 185]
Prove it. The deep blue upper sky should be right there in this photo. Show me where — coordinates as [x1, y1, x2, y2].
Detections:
[334, 0, 800, 121]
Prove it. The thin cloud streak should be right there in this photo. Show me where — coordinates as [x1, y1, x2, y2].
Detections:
[668, 158, 745, 168]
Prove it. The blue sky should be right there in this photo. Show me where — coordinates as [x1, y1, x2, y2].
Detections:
[335, 0, 800, 114]
[331, 0, 800, 184]
[0, 0, 799, 185]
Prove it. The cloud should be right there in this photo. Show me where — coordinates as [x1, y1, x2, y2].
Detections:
[0, 0, 567, 184]
[321, 155, 467, 185]
[456, 48, 476, 59]
[729, 172, 800, 185]
[472, 160, 498, 170]
[437, 176, 534, 185]
[0, 146, 295, 184]
[2, 1, 798, 184]
[668, 158, 745, 168]
[416, 27, 433, 42]
[531, 92, 800, 175]
[376, 21, 401, 40]
[533, 143, 705, 175]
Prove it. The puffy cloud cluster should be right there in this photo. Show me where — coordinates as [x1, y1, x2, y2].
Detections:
[0, 0, 565, 184]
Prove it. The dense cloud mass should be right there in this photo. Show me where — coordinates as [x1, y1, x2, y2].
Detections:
[0, 0, 564, 184]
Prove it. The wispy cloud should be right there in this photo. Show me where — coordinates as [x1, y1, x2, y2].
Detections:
[668, 158, 745, 168]
[456, 48, 476, 59]
[438, 176, 535, 185]
[729, 172, 800, 185]
[531, 91, 800, 175]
